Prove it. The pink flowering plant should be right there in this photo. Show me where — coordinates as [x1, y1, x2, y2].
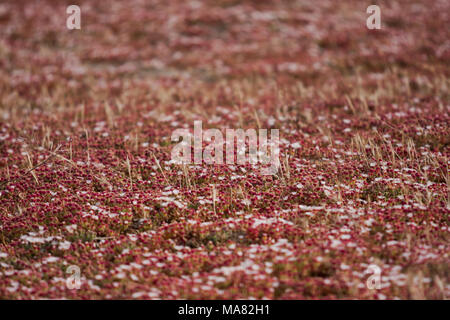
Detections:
[0, 0, 448, 299]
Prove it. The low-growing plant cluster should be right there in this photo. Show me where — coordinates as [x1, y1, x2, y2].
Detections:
[0, 0, 448, 299]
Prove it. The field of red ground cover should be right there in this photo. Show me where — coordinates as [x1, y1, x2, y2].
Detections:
[0, 0, 448, 299]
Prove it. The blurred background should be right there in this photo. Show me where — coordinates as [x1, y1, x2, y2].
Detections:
[0, 0, 448, 111]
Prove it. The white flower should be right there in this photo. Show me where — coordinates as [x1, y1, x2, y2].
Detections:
[58, 241, 71, 250]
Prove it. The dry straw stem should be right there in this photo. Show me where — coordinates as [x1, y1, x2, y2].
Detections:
[151, 152, 170, 186]
[126, 155, 133, 190]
